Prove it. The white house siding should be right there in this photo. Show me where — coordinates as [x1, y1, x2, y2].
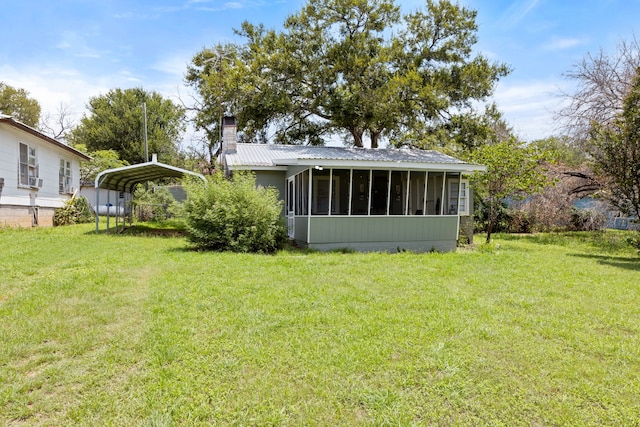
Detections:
[0, 119, 86, 227]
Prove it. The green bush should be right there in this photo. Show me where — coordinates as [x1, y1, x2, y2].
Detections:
[53, 196, 94, 226]
[134, 185, 180, 222]
[183, 172, 286, 253]
[569, 208, 606, 231]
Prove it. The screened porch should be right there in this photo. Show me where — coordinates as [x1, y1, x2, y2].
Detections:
[284, 167, 470, 251]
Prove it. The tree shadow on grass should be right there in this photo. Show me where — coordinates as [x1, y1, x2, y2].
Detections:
[568, 253, 640, 272]
[89, 224, 188, 238]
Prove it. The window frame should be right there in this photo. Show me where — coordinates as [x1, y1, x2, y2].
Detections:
[18, 142, 39, 188]
[59, 157, 73, 194]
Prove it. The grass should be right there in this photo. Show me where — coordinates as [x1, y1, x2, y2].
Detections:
[1, 225, 639, 425]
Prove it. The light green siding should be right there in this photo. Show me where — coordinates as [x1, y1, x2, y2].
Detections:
[254, 170, 286, 198]
[293, 216, 308, 242]
[254, 170, 286, 216]
[292, 216, 459, 252]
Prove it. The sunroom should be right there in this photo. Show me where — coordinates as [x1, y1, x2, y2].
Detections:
[284, 165, 480, 252]
[221, 135, 486, 252]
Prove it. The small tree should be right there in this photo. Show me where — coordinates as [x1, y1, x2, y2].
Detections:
[471, 138, 552, 243]
[183, 172, 286, 253]
[589, 69, 640, 248]
[53, 195, 94, 226]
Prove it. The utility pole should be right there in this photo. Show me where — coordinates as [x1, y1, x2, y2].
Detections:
[202, 47, 227, 153]
[142, 102, 149, 162]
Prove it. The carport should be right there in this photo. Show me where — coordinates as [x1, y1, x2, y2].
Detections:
[94, 154, 206, 232]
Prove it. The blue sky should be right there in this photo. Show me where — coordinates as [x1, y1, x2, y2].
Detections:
[1, 0, 639, 144]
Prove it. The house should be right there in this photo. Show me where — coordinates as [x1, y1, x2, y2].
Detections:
[0, 115, 90, 227]
[219, 117, 486, 252]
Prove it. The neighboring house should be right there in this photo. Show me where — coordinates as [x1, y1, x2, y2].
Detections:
[219, 117, 486, 252]
[0, 115, 90, 227]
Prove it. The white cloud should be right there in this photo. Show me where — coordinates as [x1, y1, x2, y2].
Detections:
[493, 79, 571, 141]
[501, 0, 541, 27]
[0, 64, 146, 124]
[150, 52, 193, 78]
[543, 37, 586, 51]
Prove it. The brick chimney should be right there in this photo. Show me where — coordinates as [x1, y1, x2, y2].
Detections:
[222, 116, 237, 154]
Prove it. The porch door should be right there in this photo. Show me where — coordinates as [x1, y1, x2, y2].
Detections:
[287, 177, 295, 239]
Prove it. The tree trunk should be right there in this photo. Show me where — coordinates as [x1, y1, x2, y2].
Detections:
[351, 129, 364, 147]
[486, 205, 496, 244]
[370, 130, 380, 149]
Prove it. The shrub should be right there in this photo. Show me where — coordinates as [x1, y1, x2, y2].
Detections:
[134, 185, 180, 222]
[474, 200, 513, 233]
[626, 231, 640, 253]
[569, 207, 606, 231]
[53, 196, 94, 226]
[183, 172, 286, 253]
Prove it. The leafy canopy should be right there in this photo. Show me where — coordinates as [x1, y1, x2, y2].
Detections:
[471, 138, 553, 243]
[589, 68, 640, 221]
[0, 82, 41, 127]
[187, 0, 509, 148]
[69, 88, 185, 165]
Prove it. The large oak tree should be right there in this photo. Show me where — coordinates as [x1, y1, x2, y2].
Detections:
[187, 0, 509, 148]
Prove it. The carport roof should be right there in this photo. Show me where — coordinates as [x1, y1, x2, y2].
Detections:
[95, 154, 206, 193]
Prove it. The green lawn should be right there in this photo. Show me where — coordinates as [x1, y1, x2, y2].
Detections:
[1, 224, 639, 426]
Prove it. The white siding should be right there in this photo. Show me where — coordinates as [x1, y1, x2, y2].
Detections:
[0, 122, 85, 224]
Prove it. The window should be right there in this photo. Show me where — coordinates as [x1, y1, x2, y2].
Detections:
[458, 179, 469, 215]
[18, 143, 39, 188]
[59, 158, 72, 193]
[447, 178, 469, 215]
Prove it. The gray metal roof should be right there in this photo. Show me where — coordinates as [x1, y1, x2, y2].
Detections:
[225, 143, 485, 172]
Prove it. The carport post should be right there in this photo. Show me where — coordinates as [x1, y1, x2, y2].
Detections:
[95, 186, 100, 233]
[106, 190, 110, 233]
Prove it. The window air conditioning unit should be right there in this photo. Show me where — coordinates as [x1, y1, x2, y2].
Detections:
[29, 177, 43, 188]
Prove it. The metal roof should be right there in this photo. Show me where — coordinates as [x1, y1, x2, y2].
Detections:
[0, 114, 91, 161]
[224, 143, 486, 172]
[95, 154, 206, 193]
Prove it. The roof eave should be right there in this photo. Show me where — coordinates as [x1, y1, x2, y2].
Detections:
[273, 158, 487, 172]
[0, 116, 91, 161]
